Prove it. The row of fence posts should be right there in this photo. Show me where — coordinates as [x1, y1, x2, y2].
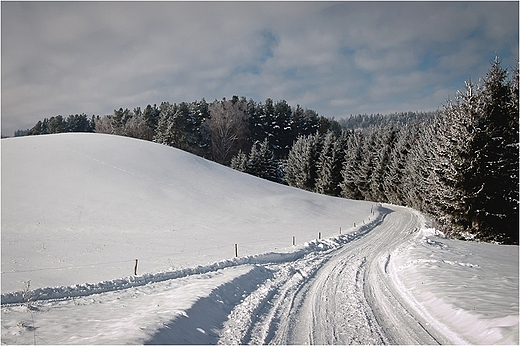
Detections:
[228, 205, 376, 260]
[133, 224, 362, 273]
[134, 205, 379, 273]
[133, 223, 362, 273]
[232, 225, 347, 258]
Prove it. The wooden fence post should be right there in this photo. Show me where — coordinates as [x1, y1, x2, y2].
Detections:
[292, 236, 295, 246]
[134, 259, 138, 276]
[235, 244, 238, 257]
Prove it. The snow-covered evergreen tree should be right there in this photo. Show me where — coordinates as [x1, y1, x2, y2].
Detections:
[368, 126, 395, 202]
[285, 133, 321, 191]
[315, 131, 348, 196]
[272, 100, 294, 157]
[340, 131, 364, 200]
[315, 131, 336, 195]
[230, 150, 248, 172]
[462, 58, 519, 242]
[356, 129, 379, 201]
[246, 138, 281, 183]
[143, 104, 160, 133]
[153, 102, 176, 145]
[381, 125, 410, 205]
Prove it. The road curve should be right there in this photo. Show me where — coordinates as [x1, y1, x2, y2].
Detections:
[226, 204, 451, 345]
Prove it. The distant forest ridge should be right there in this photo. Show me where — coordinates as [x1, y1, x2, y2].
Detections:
[15, 58, 519, 244]
[16, 108, 435, 135]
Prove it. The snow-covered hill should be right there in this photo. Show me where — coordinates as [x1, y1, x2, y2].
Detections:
[1, 133, 374, 292]
[1, 133, 518, 344]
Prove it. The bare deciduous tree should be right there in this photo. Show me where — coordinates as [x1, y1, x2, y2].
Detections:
[207, 100, 249, 164]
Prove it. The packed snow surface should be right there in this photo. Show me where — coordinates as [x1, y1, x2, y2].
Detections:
[1, 133, 518, 344]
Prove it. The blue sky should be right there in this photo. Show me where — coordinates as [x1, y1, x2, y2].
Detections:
[2, 1, 518, 136]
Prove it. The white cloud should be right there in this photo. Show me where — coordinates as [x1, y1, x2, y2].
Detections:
[1, 1, 518, 136]
[353, 47, 421, 74]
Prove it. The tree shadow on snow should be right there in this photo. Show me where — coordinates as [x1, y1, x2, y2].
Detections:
[144, 265, 273, 345]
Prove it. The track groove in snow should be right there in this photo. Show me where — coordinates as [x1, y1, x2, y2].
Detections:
[217, 205, 462, 344]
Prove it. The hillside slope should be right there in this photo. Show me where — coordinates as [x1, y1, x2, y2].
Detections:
[2, 133, 373, 292]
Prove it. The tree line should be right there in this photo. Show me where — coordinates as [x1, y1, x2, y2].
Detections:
[18, 114, 96, 136]
[283, 58, 518, 244]
[18, 58, 518, 243]
[338, 111, 435, 130]
[20, 96, 339, 166]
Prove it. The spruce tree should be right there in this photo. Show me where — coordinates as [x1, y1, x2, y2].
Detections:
[315, 131, 347, 196]
[356, 129, 379, 201]
[286, 133, 321, 191]
[383, 125, 412, 205]
[246, 138, 280, 182]
[431, 89, 478, 233]
[273, 100, 294, 157]
[340, 131, 364, 200]
[143, 104, 160, 133]
[464, 58, 519, 242]
[315, 131, 336, 195]
[230, 150, 248, 172]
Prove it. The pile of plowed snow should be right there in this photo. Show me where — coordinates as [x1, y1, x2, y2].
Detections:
[2, 133, 374, 292]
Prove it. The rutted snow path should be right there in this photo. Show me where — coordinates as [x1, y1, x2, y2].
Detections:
[1, 206, 385, 345]
[219, 204, 448, 345]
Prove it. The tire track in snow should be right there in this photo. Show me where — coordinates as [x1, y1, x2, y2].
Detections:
[218, 206, 391, 344]
[264, 241, 387, 344]
[362, 206, 445, 344]
[219, 205, 449, 345]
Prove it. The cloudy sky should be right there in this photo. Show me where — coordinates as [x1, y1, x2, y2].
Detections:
[2, 1, 518, 136]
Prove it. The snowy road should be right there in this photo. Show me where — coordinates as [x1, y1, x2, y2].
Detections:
[218, 204, 449, 345]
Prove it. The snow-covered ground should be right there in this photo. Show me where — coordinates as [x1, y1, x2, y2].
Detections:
[390, 221, 519, 345]
[1, 133, 518, 344]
